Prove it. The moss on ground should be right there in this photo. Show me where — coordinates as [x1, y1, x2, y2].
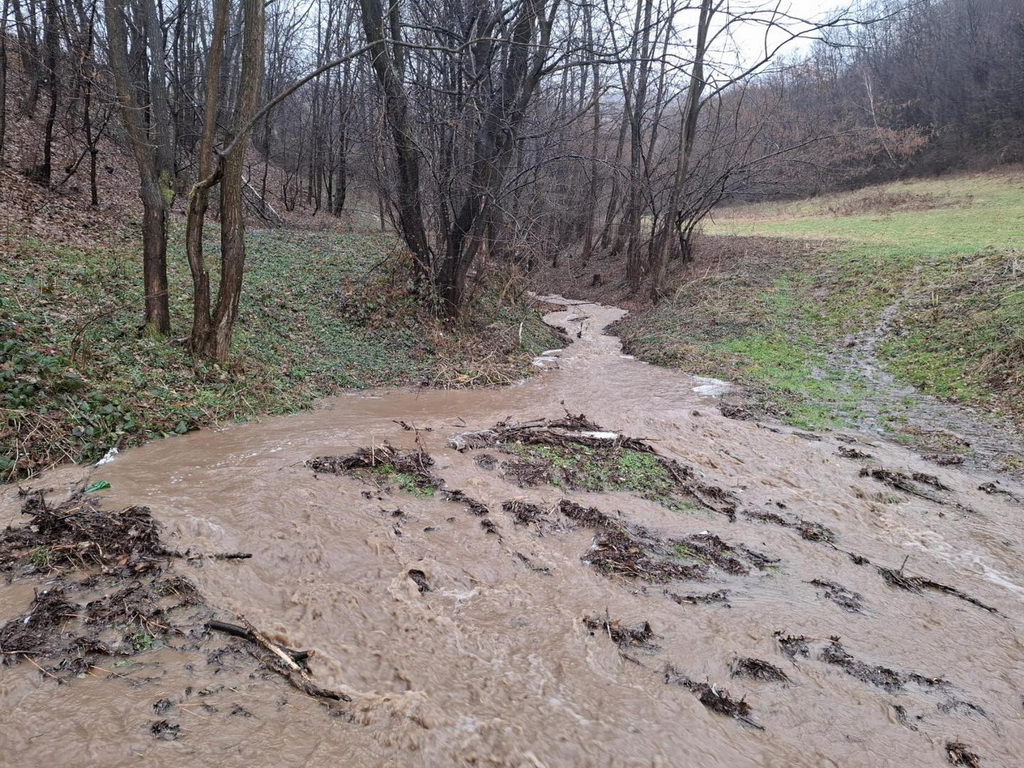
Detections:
[1, 223, 563, 481]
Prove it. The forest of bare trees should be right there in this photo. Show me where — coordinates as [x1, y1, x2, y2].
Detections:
[1, 0, 1021, 356]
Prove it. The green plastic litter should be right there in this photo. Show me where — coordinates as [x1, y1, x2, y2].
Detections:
[85, 481, 111, 493]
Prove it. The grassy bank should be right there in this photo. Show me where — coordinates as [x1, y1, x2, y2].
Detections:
[615, 172, 1024, 433]
[1, 223, 562, 481]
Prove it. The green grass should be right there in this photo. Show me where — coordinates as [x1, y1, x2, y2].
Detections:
[507, 442, 698, 511]
[369, 464, 437, 498]
[715, 173, 1024, 253]
[1, 222, 563, 480]
[618, 171, 1024, 429]
[717, 334, 871, 430]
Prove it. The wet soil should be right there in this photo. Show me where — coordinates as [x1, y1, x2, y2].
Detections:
[2, 297, 1024, 767]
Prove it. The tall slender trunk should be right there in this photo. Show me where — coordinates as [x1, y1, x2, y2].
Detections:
[37, 0, 57, 185]
[0, 0, 8, 164]
[649, 0, 712, 302]
[80, 9, 99, 204]
[360, 0, 433, 287]
[12, 0, 41, 115]
[105, 0, 172, 333]
[622, 0, 655, 290]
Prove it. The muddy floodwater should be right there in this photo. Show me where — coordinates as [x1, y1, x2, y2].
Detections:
[2, 300, 1024, 767]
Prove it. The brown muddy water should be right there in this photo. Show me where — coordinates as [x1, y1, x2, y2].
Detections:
[2, 299, 1024, 767]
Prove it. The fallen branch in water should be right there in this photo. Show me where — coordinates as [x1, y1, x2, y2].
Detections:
[161, 548, 253, 561]
[207, 620, 309, 662]
[208, 616, 350, 702]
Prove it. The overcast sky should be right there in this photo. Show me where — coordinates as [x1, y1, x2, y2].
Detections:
[720, 0, 858, 70]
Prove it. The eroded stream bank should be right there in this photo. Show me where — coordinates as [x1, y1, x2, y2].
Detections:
[2, 299, 1024, 767]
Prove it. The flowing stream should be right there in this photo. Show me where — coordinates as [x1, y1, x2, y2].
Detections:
[2, 299, 1024, 767]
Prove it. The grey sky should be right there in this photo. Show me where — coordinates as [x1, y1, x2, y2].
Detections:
[721, 1, 856, 69]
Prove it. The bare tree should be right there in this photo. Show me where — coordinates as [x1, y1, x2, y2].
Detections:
[0, 0, 9, 164]
[185, 0, 264, 361]
[104, 0, 175, 333]
[361, 0, 558, 315]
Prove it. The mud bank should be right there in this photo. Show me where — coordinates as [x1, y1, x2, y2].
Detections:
[2, 299, 1024, 767]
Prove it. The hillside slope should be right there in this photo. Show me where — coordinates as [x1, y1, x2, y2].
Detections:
[614, 172, 1024, 474]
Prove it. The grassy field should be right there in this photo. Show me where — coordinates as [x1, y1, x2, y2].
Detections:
[1, 222, 561, 481]
[616, 172, 1024, 435]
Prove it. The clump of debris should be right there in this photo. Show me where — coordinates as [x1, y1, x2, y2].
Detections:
[0, 491, 209, 676]
[729, 657, 789, 683]
[809, 578, 864, 612]
[664, 665, 762, 729]
[550, 499, 776, 584]
[583, 614, 659, 651]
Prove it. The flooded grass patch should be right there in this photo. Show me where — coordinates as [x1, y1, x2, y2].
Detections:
[307, 444, 440, 497]
[450, 414, 737, 518]
[504, 442, 684, 503]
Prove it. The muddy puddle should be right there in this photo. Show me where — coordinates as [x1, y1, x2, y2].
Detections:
[3, 298, 1024, 767]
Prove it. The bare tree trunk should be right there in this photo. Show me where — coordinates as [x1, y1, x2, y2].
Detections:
[36, 0, 57, 185]
[82, 19, 99, 205]
[579, 0, 600, 266]
[104, 0, 172, 334]
[186, 0, 228, 356]
[649, 0, 712, 302]
[360, 0, 433, 287]
[204, 0, 264, 361]
[12, 0, 41, 115]
[0, 0, 8, 165]
[622, 0, 655, 290]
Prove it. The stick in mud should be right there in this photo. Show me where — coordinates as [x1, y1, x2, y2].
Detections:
[875, 563, 1001, 615]
[207, 620, 309, 662]
[664, 666, 763, 730]
[227, 615, 351, 703]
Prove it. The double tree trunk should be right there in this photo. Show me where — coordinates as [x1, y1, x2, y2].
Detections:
[185, 0, 229, 357]
[186, 0, 264, 362]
